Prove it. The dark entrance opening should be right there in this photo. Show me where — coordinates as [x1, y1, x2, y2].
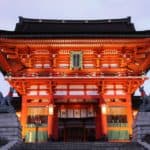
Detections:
[58, 118, 95, 142]
[65, 127, 85, 141]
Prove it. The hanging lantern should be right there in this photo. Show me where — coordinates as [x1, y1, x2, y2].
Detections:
[101, 104, 107, 115]
[48, 104, 54, 115]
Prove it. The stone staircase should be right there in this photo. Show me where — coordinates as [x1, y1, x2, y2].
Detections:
[0, 113, 21, 142]
[132, 112, 150, 141]
[10, 142, 146, 150]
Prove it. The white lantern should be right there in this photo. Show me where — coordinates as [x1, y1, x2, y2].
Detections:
[48, 104, 54, 115]
[101, 104, 107, 115]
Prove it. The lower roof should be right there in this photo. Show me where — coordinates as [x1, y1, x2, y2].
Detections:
[0, 30, 150, 38]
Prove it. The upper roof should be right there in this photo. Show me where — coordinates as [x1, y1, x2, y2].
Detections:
[0, 16, 150, 38]
[15, 16, 135, 33]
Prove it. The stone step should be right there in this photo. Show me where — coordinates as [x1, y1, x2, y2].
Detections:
[10, 142, 146, 150]
[0, 113, 17, 117]
[0, 128, 21, 132]
[0, 113, 22, 144]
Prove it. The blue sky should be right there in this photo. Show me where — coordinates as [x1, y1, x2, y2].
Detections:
[0, 0, 150, 96]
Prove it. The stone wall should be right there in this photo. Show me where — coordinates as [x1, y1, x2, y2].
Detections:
[0, 113, 22, 142]
[132, 112, 150, 141]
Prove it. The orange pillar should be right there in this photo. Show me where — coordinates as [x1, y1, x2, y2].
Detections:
[95, 106, 101, 140]
[48, 104, 54, 138]
[53, 107, 58, 140]
[126, 95, 133, 135]
[21, 95, 27, 139]
[96, 95, 108, 140]
[100, 100, 108, 136]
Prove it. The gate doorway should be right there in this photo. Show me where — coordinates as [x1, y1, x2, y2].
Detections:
[58, 118, 95, 142]
[65, 126, 85, 141]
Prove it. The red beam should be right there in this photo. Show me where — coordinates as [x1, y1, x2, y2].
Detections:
[0, 52, 12, 72]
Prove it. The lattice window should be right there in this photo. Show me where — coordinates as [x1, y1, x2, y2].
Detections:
[27, 106, 48, 127]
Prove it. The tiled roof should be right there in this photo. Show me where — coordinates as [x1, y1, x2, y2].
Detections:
[0, 17, 150, 38]
[15, 16, 135, 33]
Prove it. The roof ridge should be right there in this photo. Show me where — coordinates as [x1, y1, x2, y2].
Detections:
[19, 16, 131, 24]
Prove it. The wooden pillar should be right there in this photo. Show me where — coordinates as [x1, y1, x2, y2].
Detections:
[126, 95, 133, 135]
[96, 58, 100, 68]
[100, 98, 108, 136]
[48, 83, 55, 139]
[21, 95, 27, 139]
[48, 103, 54, 138]
[96, 95, 108, 140]
[95, 105, 101, 140]
[53, 106, 58, 140]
